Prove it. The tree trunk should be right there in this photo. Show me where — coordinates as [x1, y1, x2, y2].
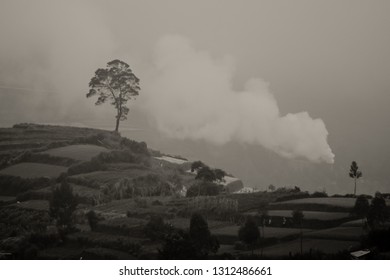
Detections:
[300, 225, 303, 255]
[115, 115, 120, 132]
[354, 178, 357, 196]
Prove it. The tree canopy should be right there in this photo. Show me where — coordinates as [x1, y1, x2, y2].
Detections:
[49, 181, 78, 230]
[352, 195, 370, 219]
[368, 192, 387, 229]
[87, 59, 140, 132]
[238, 216, 260, 253]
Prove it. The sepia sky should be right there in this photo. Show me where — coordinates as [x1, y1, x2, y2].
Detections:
[1, 0, 390, 191]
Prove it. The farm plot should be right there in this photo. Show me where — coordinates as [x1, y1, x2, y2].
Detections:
[258, 238, 359, 257]
[304, 226, 365, 241]
[32, 184, 103, 204]
[265, 210, 350, 221]
[70, 169, 154, 185]
[211, 225, 312, 244]
[0, 162, 66, 178]
[93, 197, 177, 219]
[271, 197, 357, 208]
[42, 144, 107, 161]
[167, 218, 232, 230]
[67, 231, 148, 253]
[341, 219, 365, 227]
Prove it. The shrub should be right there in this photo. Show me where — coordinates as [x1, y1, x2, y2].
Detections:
[143, 215, 173, 241]
[134, 198, 148, 208]
[86, 210, 104, 231]
[311, 191, 328, 198]
[120, 138, 149, 155]
[49, 181, 79, 230]
[189, 213, 219, 256]
[151, 200, 163, 206]
[186, 181, 222, 197]
[238, 216, 260, 252]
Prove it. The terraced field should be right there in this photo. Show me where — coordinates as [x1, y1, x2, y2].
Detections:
[32, 184, 103, 203]
[42, 144, 107, 161]
[266, 210, 350, 220]
[0, 162, 67, 178]
[271, 197, 357, 208]
[70, 169, 154, 185]
[305, 226, 366, 241]
[211, 225, 312, 245]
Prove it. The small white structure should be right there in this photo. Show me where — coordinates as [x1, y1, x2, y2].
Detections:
[350, 249, 370, 259]
[154, 156, 188, 165]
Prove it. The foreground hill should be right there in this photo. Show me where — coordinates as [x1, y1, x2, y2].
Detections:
[0, 123, 387, 260]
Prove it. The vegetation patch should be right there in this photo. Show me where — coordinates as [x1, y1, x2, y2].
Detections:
[0, 175, 53, 196]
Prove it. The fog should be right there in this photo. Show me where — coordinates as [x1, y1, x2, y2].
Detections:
[1, 0, 390, 192]
[0, 0, 114, 121]
[145, 35, 334, 163]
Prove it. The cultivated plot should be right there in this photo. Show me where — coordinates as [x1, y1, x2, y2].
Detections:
[42, 144, 107, 161]
[0, 162, 67, 178]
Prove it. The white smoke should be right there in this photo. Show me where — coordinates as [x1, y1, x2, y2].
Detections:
[144, 35, 335, 164]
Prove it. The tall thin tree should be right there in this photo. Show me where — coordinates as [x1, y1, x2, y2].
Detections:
[349, 161, 362, 196]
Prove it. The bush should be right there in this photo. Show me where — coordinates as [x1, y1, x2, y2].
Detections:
[86, 210, 104, 231]
[49, 181, 79, 230]
[151, 200, 163, 206]
[144, 215, 173, 241]
[134, 198, 148, 208]
[189, 213, 219, 256]
[120, 138, 149, 155]
[159, 213, 220, 260]
[311, 191, 328, 198]
[186, 181, 222, 197]
[238, 216, 260, 252]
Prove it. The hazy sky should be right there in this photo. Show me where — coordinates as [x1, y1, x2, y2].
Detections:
[1, 0, 390, 184]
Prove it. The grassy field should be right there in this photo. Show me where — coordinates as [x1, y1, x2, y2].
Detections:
[265, 210, 350, 221]
[0, 162, 66, 178]
[31, 183, 103, 203]
[0, 124, 107, 152]
[304, 226, 366, 241]
[70, 169, 155, 185]
[42, 144, 107, 161]
[166, 218, 232, 230]
[271, 197, 357, 208]
[257, 238, 359, 257]
[211, 225, 312, 245]
[93, 197, 178, 219]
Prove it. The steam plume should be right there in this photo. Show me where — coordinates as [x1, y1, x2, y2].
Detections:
[145, 35, 335, 163]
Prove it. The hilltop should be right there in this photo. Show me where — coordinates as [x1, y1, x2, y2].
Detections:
[0, 123, 388, 260]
